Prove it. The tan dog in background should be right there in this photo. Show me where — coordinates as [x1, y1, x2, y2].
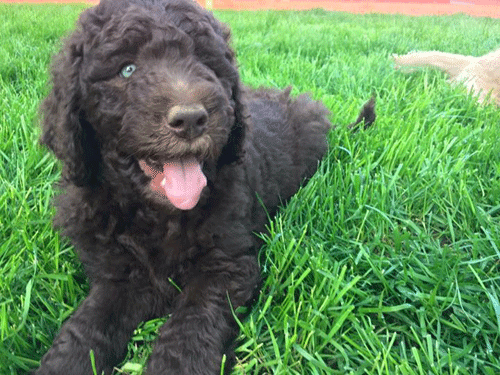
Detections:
[393, 48, 500, 105]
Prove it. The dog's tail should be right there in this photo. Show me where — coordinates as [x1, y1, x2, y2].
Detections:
[393, 51, 477, 79]
[347, 96, 376, 132]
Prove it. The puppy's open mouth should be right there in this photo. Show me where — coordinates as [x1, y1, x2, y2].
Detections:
[139, 158, 207, 210]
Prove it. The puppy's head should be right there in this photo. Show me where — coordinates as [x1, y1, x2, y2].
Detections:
[40, 0, 247, 210]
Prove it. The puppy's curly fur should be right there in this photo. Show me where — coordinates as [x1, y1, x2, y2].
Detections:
[35, 0, 375, 374]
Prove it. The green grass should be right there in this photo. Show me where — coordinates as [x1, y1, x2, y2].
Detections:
[1, 4, 500, 374]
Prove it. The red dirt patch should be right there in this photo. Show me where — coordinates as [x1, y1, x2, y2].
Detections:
[2, 0, 500, 18]
[203, 0, 500, 18]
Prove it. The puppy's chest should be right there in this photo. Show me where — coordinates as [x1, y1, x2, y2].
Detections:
[126, 217, 215, 282]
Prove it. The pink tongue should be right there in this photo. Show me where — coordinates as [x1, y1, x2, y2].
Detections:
[161, 158, 207, 210]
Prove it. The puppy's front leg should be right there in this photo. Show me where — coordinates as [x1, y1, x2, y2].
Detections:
[35, 282, 154, 375]
[147, 251, 259, 375]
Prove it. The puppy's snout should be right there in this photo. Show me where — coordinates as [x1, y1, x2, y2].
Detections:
[167, 104, 208, 139]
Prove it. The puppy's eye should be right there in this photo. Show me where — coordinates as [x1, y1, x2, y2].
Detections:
[120, 64, 137, 78]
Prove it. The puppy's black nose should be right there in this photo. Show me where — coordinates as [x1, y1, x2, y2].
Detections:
[167, 104, 208, 139]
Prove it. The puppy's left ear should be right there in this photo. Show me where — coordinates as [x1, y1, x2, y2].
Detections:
[218, 75, 248, 167]
[195, 12, 248, 166]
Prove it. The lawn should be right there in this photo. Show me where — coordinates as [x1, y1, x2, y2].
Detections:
[1, 3, 500, 374]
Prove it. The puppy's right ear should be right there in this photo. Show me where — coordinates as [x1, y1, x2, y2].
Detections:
[40, 27, 100, 186]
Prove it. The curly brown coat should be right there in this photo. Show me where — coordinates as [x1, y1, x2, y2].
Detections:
[35, 0, 375, 374]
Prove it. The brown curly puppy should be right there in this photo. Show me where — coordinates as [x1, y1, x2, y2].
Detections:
[35, 0, 375, 374]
